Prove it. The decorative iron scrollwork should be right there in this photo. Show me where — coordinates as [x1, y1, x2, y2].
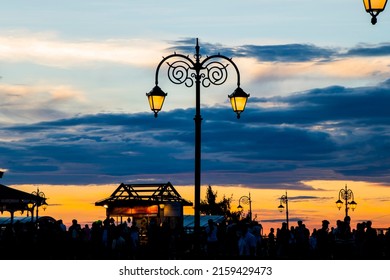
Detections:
[166, 60, 193, 87]
[166, 59, 229, 88]
[202, 61, 229, 87]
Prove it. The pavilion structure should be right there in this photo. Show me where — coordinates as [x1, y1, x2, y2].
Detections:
[0, 184, 47, 224]
[95, 182, 192, 230]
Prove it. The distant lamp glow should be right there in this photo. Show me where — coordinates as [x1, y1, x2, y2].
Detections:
[363, 0, 388, 24]
[146, 85, 167, 118]
[27, 202, 34, 210]
[336, 199, 343, 210]
[349, 200, 357, 211]
[278, 204, 285, 212]
[228, 87, 250, 119]
[42, 201, 48, 211]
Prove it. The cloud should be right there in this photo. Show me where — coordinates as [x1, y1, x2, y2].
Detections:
[2, 37, 390, 188]
[345, 43, 390, 57]
[1, 78, 390, 188]
[0, 31, 168, 67]
[170, 39, 390, 62]
[166, 39, 390, 98]
[169, 39, 337, 63]
[0, 84, 87, 123]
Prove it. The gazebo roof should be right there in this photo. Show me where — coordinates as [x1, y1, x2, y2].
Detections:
[95, 181, 193, 208]
[0, 184, 46, 213]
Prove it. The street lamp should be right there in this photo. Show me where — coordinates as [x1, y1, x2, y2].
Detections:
[278, 191, 289, 229]
[31, 187, 48, 223]
[237, 193, 252, 221]
[146, 38, 249, 251]
[336, 184, 357, 218]
[363, 0, 388, 24]
[27, 201, 34, 220]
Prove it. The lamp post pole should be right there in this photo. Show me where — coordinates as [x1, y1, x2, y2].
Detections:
[336, 184, 357, 219]
[146, 38, 249, 253]
[238, 193, 252, 221]
[278, 191, 289, 229]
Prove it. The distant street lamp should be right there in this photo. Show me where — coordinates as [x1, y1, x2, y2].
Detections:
[363, 0, 388, 24]
[336, 184, 357, 218]
[30, 187, 48, 223]
[237, 193, 252, 221]
[278, 191, 289, 229]
[146, 38, 249, 252]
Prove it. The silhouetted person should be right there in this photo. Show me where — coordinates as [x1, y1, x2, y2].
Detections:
[147, 217, 160, 257]
[237, 222, 257, 258]
[288, 226, 296, 256]
[309, 228, 317, 257]
[333, 216, 354, 259]
[68, 219, 81, 259]
[129, 221, 140, 259]
[354, 222, 366, 258]
[316, 220, 332, 259]
[276, 222, 290, 258]
[90, 220, 104, 259]
[267, 228, 276, 258]
[101, 218, 114, 257]
[205, 219, 219, 258]
[250, 221, 263, 257]
[69, 219, 81, 239]
[58, 219, 66, 232]
[111, 225, 127, 259]
[294, 220, 310, 259]
[160, 218, 173, 259]
[225, 219, 239, 257]
[364, 220, 378, 258]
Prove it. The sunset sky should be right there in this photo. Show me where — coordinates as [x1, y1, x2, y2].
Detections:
[1, 1, 390, 233]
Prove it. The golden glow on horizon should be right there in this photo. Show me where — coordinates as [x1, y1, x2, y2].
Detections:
[3, 180, 389, 233]
[9, 184, 117, 227]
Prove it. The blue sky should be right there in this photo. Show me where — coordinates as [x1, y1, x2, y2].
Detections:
[1, 0, 390, 191]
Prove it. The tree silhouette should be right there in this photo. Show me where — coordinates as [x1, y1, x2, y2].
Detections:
[199, 185, 241, 220]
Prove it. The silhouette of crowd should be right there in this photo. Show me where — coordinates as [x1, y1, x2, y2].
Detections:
[1, 215, 390, 260]
[263, 216, 390, 259]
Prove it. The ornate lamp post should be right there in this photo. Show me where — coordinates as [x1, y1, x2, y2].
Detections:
[30, 187, 48, 223]
[363, 0, 388, 24]
[278, 191, 289, 229]
[336, 184, 357, 218]
[146, 38, 249, 252]
[237, 193, 252, 221]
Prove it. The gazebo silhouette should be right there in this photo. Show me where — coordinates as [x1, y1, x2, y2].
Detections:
[0, 184, 47, 224]
[95, 181, 192, 222]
